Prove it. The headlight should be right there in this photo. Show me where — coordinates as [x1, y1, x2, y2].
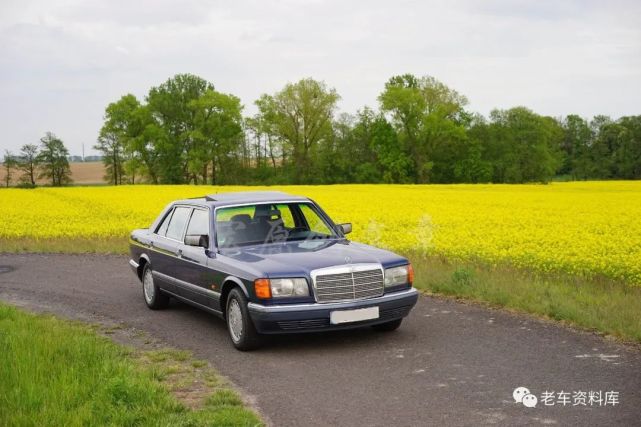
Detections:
[384, 265, 412, 287]
[270, 278, 309, 297]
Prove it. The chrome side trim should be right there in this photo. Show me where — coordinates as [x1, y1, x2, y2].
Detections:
[129, 259, 139, 269]
[161, 289, 223, 317]
[153, 271, 221, 299]
[141, 244, 253, 282]
[248, 288, 418, 314]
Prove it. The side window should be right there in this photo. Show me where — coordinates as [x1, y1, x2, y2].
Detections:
[186, 209, 209, 236]
[165, 207, 192, 241]
[275, 204, 295, 228]
[299, 204, 333, 236]
[156, 209, 173, 236]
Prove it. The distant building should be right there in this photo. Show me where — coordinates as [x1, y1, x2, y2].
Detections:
[67, 155, 103, 163]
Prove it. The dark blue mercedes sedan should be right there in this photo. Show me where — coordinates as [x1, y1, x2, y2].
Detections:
[129, 191, 418, 350]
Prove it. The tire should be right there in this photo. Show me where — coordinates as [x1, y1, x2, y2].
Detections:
[226, 288, 262, 351]
[372, 318, 403, 332]
[142, 264, 170, 310]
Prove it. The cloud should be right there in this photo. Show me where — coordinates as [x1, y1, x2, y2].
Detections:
[0, 0, 639, 155]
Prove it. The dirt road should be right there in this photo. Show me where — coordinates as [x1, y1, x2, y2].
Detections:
[1, 254, 639, 426]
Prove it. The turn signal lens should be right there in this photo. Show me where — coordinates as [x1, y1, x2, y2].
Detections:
[408, 264, 414, 286]
[254, 278, 272, 299]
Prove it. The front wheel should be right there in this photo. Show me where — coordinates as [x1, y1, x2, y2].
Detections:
[226, 288, 262, 351]
[372, 318, 403, 332]
[142, 264, 170, 310]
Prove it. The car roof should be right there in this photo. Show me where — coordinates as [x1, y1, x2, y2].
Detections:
[175, 191, 310, 207]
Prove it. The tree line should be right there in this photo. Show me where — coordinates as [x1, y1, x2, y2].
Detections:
[93, 73, 641, 185]
[3, 73, 640, 186]
[3, 133, 72, 187]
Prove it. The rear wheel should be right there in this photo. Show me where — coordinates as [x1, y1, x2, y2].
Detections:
[142, 264, 169, 310]
[372, 318, 403, 332]
[226, 288, 262, 351]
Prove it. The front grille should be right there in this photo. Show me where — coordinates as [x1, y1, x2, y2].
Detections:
[314, 267, 384, 303]
[277, 319, 330, 330]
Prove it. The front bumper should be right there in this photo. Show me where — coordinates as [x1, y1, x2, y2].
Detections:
[247, 288, 419, 334]
[128, 259, 140, 277]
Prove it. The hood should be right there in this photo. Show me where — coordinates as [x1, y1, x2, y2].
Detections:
[217, 239, 407, 278]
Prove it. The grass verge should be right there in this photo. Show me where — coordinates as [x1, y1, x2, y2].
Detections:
[0, 237, 127, 254]
[410, 254, 641, 343]
[0, 303, 262, 426]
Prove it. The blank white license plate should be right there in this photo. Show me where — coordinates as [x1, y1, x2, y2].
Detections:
[330, 306, 379, 324]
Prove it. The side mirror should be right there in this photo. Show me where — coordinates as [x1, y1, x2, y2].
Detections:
[185, 234, 209, 248]
[338, 223, 352, 235]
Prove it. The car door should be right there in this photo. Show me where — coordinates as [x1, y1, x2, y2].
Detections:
[147, 206, 176, 292]
[153, 205, 193, 294]
[173, 207, 219, 309]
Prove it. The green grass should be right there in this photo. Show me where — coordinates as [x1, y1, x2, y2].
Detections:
[0, 304, 262, 427]
[411, 255, 641, 343]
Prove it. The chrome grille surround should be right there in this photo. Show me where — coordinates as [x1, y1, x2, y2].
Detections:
[311, 263, 384, 303]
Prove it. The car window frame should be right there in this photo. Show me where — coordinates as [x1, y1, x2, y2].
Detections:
[184, 207, 211, 244]
[156, 205, 193, 243]
[295, 203, 336, 236]
[154, 207, 174, 237]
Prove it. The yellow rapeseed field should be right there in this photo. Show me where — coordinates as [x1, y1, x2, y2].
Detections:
[1, 182, 640, 285]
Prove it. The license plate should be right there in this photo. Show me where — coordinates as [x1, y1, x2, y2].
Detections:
[330, 306, 379, 324]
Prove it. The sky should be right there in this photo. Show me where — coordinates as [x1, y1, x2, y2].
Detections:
[1, 0, 640, 156]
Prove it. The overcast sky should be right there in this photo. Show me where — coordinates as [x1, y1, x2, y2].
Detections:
[1, 0, 640, 156]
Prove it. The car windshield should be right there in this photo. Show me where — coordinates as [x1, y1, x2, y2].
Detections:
[215, 202, 338, 248]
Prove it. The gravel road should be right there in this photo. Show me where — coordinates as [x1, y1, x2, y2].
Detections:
[1, 254, 639, 426]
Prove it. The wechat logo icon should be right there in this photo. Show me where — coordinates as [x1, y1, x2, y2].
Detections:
[514, 386, 538, 408]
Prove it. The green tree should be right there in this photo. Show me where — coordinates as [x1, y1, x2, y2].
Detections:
[590, 116, 641, 179]
[18, 144, 39, 186]
[462, 114, 494, 183]
[254, 78, 340, 183]
[485, 107, 562, 183]
[95, 94, 144, 185]
[147, 74, 215, 183]
[345, 109, 385, 183]
[95, 131, 125, 185]
[37, 132, 72, 186]
[614, 116, 641, 179]
[587, 116, 614, 178]
[316, 113, 356, 183]
[188, 90, 244, 184]
[379, 74, 468, 182]
[252, 94, 287, 168]
[130, 106, 163, 184]
[369, 112, 413, 183]
[2, 150, 18, 187]
[560, 115, 592, 179]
